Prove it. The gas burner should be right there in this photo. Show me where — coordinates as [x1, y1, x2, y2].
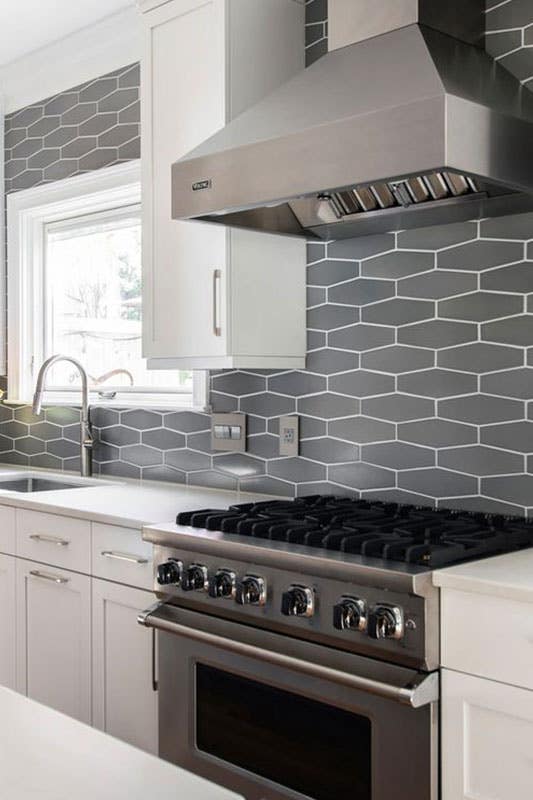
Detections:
[176, 496, 533, 569]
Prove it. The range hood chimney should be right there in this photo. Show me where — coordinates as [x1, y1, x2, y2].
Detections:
[171, 0, 533, 240]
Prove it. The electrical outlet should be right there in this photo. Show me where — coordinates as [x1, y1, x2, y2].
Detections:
[279, 415, 299, 457]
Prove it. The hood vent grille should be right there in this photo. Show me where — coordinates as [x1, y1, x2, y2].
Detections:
[326, 172, 479, 220]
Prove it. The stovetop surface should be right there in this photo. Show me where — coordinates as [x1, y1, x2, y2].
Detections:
[176, 495, 533, 570]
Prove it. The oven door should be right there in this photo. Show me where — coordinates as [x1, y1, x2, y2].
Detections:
[140, 603, 438, 800]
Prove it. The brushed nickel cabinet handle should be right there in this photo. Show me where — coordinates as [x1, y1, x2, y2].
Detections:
[152, 629, 158, 692]
[29, 533, 70, 547]
[101, 550, 149, 565]
[212, 268, 222, 337]
[29, 569, 69, 585]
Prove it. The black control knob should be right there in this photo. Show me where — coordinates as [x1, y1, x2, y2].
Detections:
[156, 559, 183, 586]
[181, 564, 208, 592]
[367, 604, 404, 640]
[236, 575, 266, 606]
[208, 569, 237, 599]
[333, 596, 367, 632]
[281, 585, 314, 617]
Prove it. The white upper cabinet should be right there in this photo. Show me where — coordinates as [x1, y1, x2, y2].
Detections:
[140, 0, 307, 369]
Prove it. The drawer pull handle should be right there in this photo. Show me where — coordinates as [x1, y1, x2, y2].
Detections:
[29, 534, 70, 547]
[29, 569, 69, 585]
[212, 268, 222, 337]
[101, 550, 149, 565]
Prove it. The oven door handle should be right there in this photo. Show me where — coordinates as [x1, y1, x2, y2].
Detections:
[138, 603, 438, 709]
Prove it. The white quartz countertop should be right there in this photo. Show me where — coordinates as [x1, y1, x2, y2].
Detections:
[0, 465, 278, 529]
[434, 548, 533, 603]
[0, 686, 242, 800]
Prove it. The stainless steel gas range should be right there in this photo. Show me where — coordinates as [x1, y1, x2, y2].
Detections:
[139, 496, 533, 800]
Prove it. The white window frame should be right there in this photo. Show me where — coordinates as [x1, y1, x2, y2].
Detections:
[7, 160, 208, 410]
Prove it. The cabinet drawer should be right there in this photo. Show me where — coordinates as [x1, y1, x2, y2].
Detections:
[441, 588, 533, 690]
[16, 511, 91, 574]
[92, 524, 153, 590]
[0, 505, 16, 554]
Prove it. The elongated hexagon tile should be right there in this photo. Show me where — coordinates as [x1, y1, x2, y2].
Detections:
[362, 442, 435, 469]
[480, 212, 533, 239]
[297, 482, 357, 499]
[300, 438, 359, 463]
[268, 372, 326, 396]
[142, 429, 186, 450]
[361, 345, 434, 374]
[329, 416, 395, 444]
[164, 411, 210, 432]
[398, 369, 477, 398]
[328, 234, 394, 260]
[297, 393, 359, 419]
[142, 465, 186, 484]
[363, 488, 435, 506]
[121, 409, 162, 430]
[438, 446, 524, 476]
[438, 292, 523, 322]
[399, 320, 477, 349]
[246, 434, 280, 459]
[481, 421, 533, 452]
[307, 304, 359, 330]
[438, 394, 524, 425]
[362, 298, 434, 325]
[481, 262, 533, 293]
[437, 240, 523, 270]
[188, 470, 238, 491]
[307, 259, 359, 286]
[121, 444, 162, 467]
[398, 468, 478, 498]
[268, 457, 326, 483]
[438, 342, 523, 373]
[398, 418, 477, 448]
[442, 496, 525, 516]
[239, 476, 293, 497]
[482, 315, 533, 347]
[299, 416, 328, 438]
[329, 370, 394, 397]
[328, 278, 394, 306]
[306, 349, 359, 375]
[329, 324, 394, 351]
[240, 393, 295, 417]
[362, 251, 433, 279]
[16, 437, 44, 455]
[307, 286, 326, 307]
[481, 475, 533, 507]
[329, 463, 395, 490]
[211, 372, 266, 396]
[398, 270, 478, 300]
[100, 426, 139, 446]
[397, 221, 477, 250]
[213, 453, 265, 477]
[307, 330, 326, 350]
[362, 393, 434, 422]
[165, 449, 211, 471]
[481, 368, 533, 399]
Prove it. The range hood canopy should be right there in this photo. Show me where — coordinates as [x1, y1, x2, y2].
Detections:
[172, 0, 533, 239]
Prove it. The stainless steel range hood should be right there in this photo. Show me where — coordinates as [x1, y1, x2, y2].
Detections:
[171, 0, 533, 240]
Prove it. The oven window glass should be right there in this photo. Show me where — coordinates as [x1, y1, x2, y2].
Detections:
[196, 664, 372, 800]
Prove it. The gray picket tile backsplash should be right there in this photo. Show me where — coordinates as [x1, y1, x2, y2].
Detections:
[2, 0, 533, 514]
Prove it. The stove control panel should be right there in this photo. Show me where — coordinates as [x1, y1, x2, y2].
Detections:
[333, 596, 367, 632]
[281, 585, 315, 618]
[152, 548, 426, 664]
[236, 575, 267, 606]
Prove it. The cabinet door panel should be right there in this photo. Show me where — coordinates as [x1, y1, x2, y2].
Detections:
[15, 559, 91, 724]
[92, 579, 158, 754]
[442, 669, 533, 800]
[0, 554, 16, 689]
[143, 0, 228, 360]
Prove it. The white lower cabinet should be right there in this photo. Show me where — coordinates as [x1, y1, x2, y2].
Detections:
[15, 558, 91, 724]
[92, 579, 158, 754]
[0, 554, 16, 689]
[442, 669, 533, 800]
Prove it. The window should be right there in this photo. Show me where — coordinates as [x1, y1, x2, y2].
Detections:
[7, 161, 207, 408]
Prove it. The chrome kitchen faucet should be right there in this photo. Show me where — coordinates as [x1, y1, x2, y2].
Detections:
[32, 355, 93, 477]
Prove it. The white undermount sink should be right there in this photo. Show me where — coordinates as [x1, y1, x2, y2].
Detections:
[0, 473, 104, 493]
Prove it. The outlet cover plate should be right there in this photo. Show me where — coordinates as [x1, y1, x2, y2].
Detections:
[279, 415, 299, 457]
[211, 412, 247, 452]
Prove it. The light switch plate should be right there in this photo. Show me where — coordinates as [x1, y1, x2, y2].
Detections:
[279, 415, 299, 457]
[211, 413, 247, 452]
